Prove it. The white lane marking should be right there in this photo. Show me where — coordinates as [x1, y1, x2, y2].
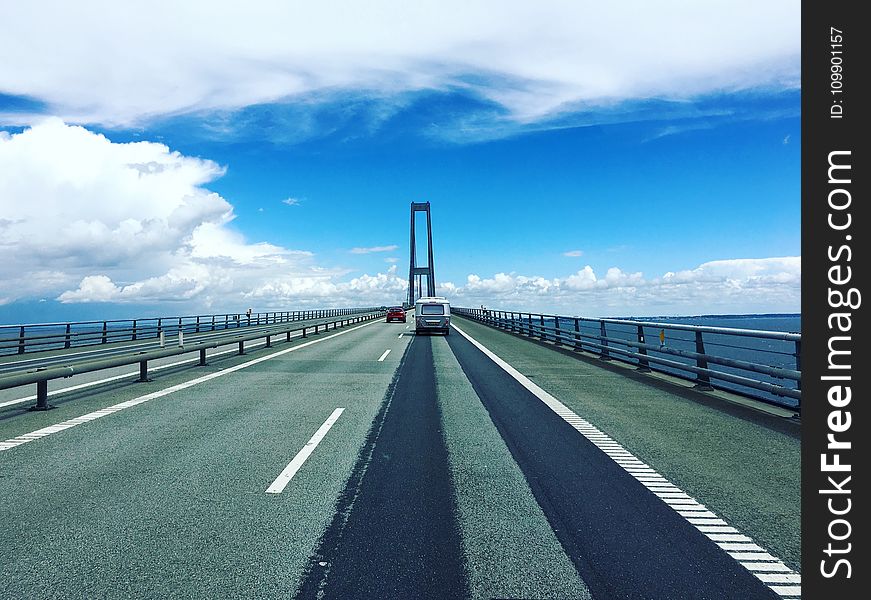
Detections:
[266, 408, 344, 494]
[377, 349, 391, 362]
[0, 336, 285, 409]
[397, 333, 404, 339]
[450, 322, 801, 598]
[1, 320, 379, 452]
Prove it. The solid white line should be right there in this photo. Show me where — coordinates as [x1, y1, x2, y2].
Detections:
[1, 320, 379, 452]
[450, 322, 801, 597]
[377, 349, 391, 362]
[266, 408, 344, 494]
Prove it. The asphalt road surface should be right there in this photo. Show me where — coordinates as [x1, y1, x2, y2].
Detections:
[0, 316, 799, 599]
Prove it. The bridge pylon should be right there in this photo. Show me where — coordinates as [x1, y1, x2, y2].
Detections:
[408, 202, 436, 306]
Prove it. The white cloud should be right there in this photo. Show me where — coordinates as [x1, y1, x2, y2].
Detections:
[444, 257, 800, 316]
[282, 197, 301, 206]
[563, 250, 584, 257]
[0, 120, 382, 309]
[1, 1, 799, 127]
[350, 245, 399, 254]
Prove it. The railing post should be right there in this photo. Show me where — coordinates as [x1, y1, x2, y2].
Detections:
[527, 313, 532, 337]
[694, 330, 713, 390]
[599, 320, 611, 360]
[101, 321, 108, 344]
[65, 323, 72, 349]
[196, 316, 201, 333]
[573, 318, 582, 351]
[510, 312, 516, 333]
[131, 320, 137, 341]
[553, 316, 562, 346]
[539, 315, 546, 341]
[157, 318, 163, 337]
[212, 315, 216, 331]
[636, 324, 651, 372]
[794, 340, 802, 391]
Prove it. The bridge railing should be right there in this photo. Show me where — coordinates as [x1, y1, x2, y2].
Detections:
[0, 308, 378, 356]
[454, 308, 801, 411]
[0, 309, 387, 411]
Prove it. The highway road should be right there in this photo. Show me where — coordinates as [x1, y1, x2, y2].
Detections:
[0, 315, 800, 599]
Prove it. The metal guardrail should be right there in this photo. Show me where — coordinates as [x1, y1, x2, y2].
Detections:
[0, 310, 387, 411]
[454, 307, 801, 411]
[0, 308, 379, 356]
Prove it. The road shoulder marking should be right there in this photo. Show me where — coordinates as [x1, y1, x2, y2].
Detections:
[266, 408, 345, 494]
[377, 349, 391, 362]
[450, 322, 801, 600]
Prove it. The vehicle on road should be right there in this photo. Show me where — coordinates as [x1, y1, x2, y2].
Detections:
[414, 297, 450, 335]
[386, 306, 407, 323]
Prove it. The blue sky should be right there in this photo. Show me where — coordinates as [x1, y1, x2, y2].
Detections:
[0, 1, 800, 321]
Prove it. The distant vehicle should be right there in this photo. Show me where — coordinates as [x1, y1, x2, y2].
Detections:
[386, 306, 406, 323]
[414, 296, 450, 335]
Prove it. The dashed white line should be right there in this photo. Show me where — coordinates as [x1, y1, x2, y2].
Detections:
[377, 349, 391, 362]
[1, 320, 379, 453]
[266, 408, 344, 494]
[451, 322, 801, 599]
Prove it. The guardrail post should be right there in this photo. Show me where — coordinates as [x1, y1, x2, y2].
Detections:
[138, 360, 150, 382]
[553, 316, 562, 346]
[157, 318, 163, 336]
[599, 320, 611, 360]
[65, 323, 72, 348]
[510, 312, 516, 333]
[539, 315, 546, 341]
[199, 349, 207, 366]
[30, 377, 51, 411]
[302, 327, 307, 338]
[694, 330, 713, 390]
[527, 313, 533, 337]
[211, 316, 216, 331]
[131, 320, 137, 341]
[238, 341, 245, 355]
[266, 334, 272, 348]
[314, 324, 319, 335]
[196, 316, 201, 333]
[573, 318, 582, 351]
[287, 331, 292, 342]
[101, 321, 108, 344]
[636, 325, 651, 372]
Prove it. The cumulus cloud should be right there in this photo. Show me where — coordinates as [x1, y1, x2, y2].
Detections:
[350, 245, 399, 254]
[0, 120, 370, 309]
[444, 257, 800, 316]
[282, 197, 301, 206]
[1, 1, 799, 128]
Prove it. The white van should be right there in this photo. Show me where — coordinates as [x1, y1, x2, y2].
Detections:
[414, 297, 451, 335]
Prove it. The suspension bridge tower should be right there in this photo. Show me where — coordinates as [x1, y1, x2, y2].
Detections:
[408, 202, 436, 306]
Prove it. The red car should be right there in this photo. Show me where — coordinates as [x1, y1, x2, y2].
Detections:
[386, 306, 407, 322]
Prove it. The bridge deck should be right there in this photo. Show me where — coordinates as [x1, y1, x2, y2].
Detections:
[0, 314, 799, 599]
